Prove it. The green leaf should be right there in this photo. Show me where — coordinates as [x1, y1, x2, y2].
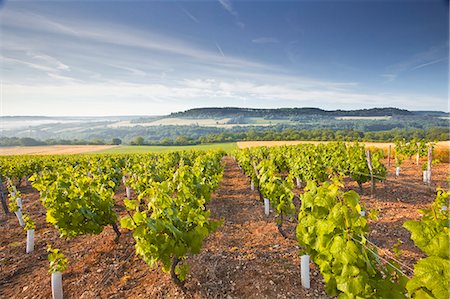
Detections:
[120, 216, 136, 230]
[407, 256, 450, 299]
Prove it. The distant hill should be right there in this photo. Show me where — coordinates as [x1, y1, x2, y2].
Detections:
[169, 107, 422, 119]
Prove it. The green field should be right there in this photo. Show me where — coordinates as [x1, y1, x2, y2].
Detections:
[91, 142, 237, 154]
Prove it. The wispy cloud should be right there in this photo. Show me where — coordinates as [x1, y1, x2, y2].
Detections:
[4, 77, 445, 116]
[215, 42, 225, 57]
[28, 52, 70, 71]
[410, 57, 447, 71]
[179, 7, 200, 24]
[218, 0, 245, 28]
[1, 7, 272, 87]
[252, 37, 280, 44]
[380, 74, 397, 82]
[2, 5, 447, 116]
[382, 44, 448, 82]
[218, 0, 237, 17]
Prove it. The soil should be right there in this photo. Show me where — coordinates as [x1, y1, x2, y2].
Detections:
[0, 145, 118, 156]
[0, 157, 448, 299]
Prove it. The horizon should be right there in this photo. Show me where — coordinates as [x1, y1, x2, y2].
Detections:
[1, 0, 449, 116]
[1, 106, 449, 118]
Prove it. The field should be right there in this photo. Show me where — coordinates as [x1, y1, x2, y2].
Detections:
[93, 143, 237, 154]
[109, 117, 287, 128]
[237, 140, 450, 162]
[335, 116, 392, 120]
[237, 140, 450, 149]
[0, 145, 118, 156]
[1, 140, 447, 156]
[0, 143, 237, 155]
[1, 152, 449, 298]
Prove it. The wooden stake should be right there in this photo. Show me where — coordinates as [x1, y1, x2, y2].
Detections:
[366, 150, 374, 197]
[252, 161, 259, 177]
[427, 146, 432, 186]
[387, 145, 391, 169]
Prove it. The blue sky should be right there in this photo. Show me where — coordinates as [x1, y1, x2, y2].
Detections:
[0, 0, 448, 116]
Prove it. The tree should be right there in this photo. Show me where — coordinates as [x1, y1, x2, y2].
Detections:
[112, 138, 122, 145]
[174, 136, 189, 145]
[131, 136, 145, 146]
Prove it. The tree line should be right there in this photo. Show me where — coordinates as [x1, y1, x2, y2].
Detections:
[1, 127, 447, 147]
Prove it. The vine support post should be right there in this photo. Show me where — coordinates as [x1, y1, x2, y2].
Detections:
[264, 198, 270, 216]
[365, 150, 374, 197]
[51, 272, 63, 299]
[387, 145, 391, 170]
[427, 145, 432, 187]
[300, 255, 310, 289]
[26, 229, 35, 253]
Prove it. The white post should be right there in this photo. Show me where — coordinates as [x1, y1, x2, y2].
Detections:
[16, 197, 23, 210]
[51, 272, 63, 299]
[126, 187, 131, 199]
[427, 146, 432, 186]
[300, 255, 311, 289]
[395, 167, 400, 177]
[26, 229, 35, 253]
[296, 177, 301, 188]
[250, 180, 255, 191]
[387, 145, 391, 169]
[264, 198, 270, 216]
[423, 171, 428, 183]
[122, 176, 126, 185]
[15, 210, 25, 227]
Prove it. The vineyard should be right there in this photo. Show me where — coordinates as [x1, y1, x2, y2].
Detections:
[0, 142, 449, 299]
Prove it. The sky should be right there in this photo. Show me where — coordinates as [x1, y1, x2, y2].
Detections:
[0, 0, 448, 116]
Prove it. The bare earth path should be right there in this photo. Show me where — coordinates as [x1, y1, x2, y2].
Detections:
[187, 156, 328, 298]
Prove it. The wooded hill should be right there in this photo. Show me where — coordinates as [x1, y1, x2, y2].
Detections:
[169, 107, 448, 119]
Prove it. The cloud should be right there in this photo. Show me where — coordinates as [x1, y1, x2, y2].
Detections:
[27, 52, 70, 71]
[1, 9, 258, 68]
[1, 7, 276, 89]
[2, 5, 447, 116]
[4, 75, 446, 116]
[410, 57, 448, 71]
[383, 44, 448, 81]
[215, 42, 225, 57]
[218, 0, 237, 17]
[252, 37, 280, 44]
[217, 0, 245, 28]
[380, 74, 397, 82]
[180, 7, 200, 24]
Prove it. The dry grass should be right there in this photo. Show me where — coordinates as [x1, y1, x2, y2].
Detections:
[0, 145, 118, 156]
[237, 140, 397, 148]
[237, 140, 449, 150]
